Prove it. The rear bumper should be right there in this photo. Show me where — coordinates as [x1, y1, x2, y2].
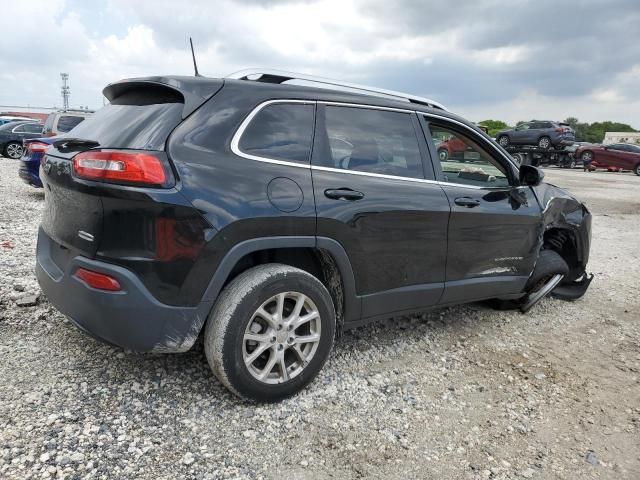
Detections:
[19, 161, 42, 187]
[35, 228, 212, 352]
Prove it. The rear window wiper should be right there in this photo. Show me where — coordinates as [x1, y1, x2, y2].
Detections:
[53, 138, 100, 153]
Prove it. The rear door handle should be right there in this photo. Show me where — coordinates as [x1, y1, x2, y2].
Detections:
[454, 197, 480, 208]
[324, 188, 365, 201]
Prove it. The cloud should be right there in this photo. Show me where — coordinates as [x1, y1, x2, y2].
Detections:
[0, 0, 638, 126]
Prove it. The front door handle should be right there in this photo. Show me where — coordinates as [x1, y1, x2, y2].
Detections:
[454, 197, 480, 208]
[324, 188, 365, 201]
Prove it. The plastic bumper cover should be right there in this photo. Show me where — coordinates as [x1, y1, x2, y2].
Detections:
[35, 228, 212, 352]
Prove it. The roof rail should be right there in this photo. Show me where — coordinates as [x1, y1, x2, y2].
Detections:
[226, 68, 448, 111]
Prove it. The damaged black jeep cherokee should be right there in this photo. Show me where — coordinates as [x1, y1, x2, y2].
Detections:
[36, 69, 592, 402]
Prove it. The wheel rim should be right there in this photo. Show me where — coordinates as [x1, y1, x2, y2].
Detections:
[243, 292, 321, 385]
[539, 138, 550, 148]
[438, 150, 447, 161]
[6, 143, 22, 158]
[499, 137, 508, 147]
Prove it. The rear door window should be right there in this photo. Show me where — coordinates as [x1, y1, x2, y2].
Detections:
[56, 115, 85, 133]
[319, 105, 424, 179]
[24, 123, 44, 134]
[238, 103, 315, 163]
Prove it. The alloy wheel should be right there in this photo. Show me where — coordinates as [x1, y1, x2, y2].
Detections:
[243, 292, 321, 384]
[6, 143, 23, 159]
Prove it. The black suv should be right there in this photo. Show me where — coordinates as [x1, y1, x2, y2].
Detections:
[36, 70, 592, 402]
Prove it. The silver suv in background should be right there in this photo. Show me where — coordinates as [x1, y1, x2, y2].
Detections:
[496, 120, 575, 149]
[42, 110, 93, 137]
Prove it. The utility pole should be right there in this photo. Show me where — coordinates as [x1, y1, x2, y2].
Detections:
[60, 73, 70, 111]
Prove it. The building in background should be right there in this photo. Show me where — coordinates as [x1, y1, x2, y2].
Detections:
[603, 132, 640, 145]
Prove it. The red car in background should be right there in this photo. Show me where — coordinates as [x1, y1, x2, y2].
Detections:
[437, 124, 489, 162]
[576, 143, 640, 175]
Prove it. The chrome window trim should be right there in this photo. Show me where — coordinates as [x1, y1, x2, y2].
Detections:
[312, 165, 439, 185]
[230, 99, 315, 169]
[230, 99, 518, 189]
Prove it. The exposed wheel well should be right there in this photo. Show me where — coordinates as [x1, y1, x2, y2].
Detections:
[543, 228, 581, 281]
[223, 247, 346, 333]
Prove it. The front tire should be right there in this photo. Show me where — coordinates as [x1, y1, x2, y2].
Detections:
[204, 264, 336, 402]
[4, 142, 23, 159]
[438, 148, 448, 161]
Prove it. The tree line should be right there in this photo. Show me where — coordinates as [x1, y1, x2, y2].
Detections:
[478, 118, 637, 143]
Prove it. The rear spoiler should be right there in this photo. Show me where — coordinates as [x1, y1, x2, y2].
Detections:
[103, 76, 224, 118]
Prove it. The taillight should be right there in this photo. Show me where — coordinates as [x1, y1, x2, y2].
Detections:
[73, 150, 168, 187]
[28, 141, 49, 153]
[74, 268, 122, 291]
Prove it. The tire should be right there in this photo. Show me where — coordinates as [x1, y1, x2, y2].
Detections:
[538, 136, 551, 149]
[437, 148, 448, 161]
[4, 142, 23, 159]
[498, 135, 509, 147]
[581, 151, 593, 162]
[524, 249, 569, 292]
[569, 159, 576, 169]
[204, 264, 336, 402]
[488, 250, 568, 310]
[634, 163, 640, 176]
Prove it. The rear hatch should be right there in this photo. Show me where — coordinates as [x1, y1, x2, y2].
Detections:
[40, 76, 223, 257]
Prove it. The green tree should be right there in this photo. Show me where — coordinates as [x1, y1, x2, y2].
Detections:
[563, 118, 637, 143]
[478, 119, 510, 137]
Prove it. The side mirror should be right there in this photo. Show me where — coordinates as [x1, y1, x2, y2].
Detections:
[519, 165, 544, 186]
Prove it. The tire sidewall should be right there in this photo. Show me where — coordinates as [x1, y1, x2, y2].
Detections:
[210, 266, 335, 402]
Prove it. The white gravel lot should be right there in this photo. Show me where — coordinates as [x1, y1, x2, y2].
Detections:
[1, 157, 639, 480]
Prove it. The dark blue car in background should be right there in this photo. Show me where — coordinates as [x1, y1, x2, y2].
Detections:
[19, 137, 56, 188]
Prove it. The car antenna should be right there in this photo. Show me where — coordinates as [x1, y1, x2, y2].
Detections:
[190, 37, 201, 77]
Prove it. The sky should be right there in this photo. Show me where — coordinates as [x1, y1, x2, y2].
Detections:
[0, 0, 638, 126]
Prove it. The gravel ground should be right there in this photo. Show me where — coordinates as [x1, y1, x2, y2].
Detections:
[1, 158, 639, 480]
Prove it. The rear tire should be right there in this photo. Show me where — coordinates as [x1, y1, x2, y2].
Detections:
[634, 163, 640, 176]
[204, 264, 336, 402]
[4, 142, 23, 159]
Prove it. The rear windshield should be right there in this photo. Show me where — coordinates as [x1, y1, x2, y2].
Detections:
[63, 102, 183, 150]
